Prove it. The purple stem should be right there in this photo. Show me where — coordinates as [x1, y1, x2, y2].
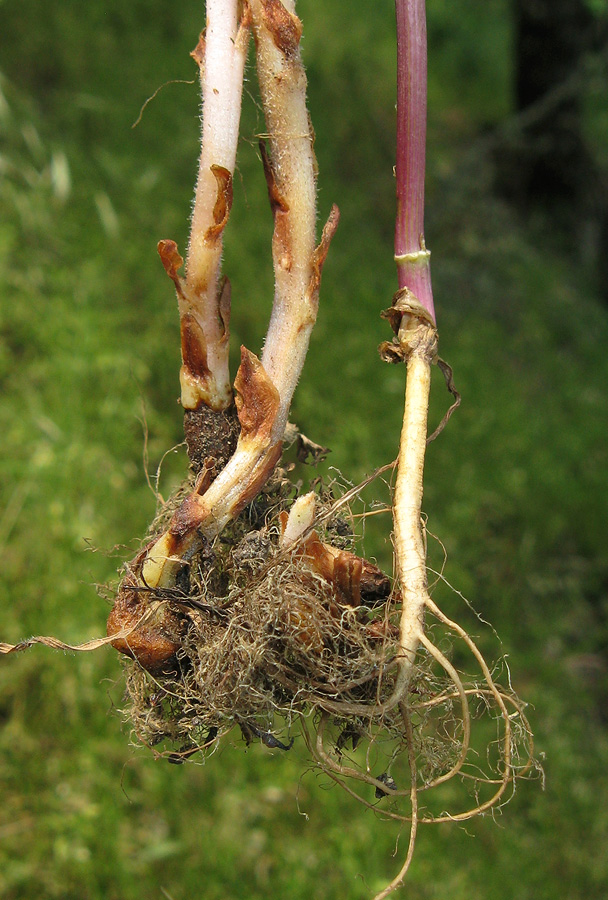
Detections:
[395, 0, 435, 323]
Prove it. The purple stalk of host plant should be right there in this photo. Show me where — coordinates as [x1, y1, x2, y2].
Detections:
[394, 0, 435, 323]
[381, 0, 439, 703]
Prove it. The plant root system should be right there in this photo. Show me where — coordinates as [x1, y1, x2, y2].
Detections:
[105, 450, 536, 854]
[111, 466, 399, 752]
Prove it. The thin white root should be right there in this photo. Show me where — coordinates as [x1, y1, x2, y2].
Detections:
[417, 631, 471, 789]
[371, 704, 419, 900]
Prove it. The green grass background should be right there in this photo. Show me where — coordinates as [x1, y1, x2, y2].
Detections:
[1, 0, 607, 897]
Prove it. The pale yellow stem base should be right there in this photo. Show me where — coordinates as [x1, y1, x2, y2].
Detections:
[392, 317, 437, 686]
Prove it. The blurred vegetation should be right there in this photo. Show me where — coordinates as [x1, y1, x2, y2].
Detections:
[1, 0, 607, 898]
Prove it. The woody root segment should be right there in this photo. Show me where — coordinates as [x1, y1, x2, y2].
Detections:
[98, 1, 535, 896]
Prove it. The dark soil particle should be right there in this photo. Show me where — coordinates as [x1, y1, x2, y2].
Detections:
[183, 404, 240, 474]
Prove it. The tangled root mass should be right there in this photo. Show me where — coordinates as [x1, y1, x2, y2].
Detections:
[120, 472, 403, 759]
[114, 462, 536, 828]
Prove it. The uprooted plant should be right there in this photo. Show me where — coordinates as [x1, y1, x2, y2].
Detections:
[1, 1, 537, 896]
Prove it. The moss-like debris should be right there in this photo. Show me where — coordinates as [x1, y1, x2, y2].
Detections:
[118, 473, 406, 759]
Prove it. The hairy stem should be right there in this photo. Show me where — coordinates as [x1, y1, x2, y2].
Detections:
[251, 0, 339, 440]
[160, 0, 250, 410]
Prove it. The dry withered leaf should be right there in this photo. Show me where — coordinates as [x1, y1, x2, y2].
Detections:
[217, 275, 231, 340]
[158, 239, 185, 298]
[107, 564, 183, 676]
[190, 30, 205, 68]
[280, 513, 392, 609]
[260, 140, 292, 271]
[381, 287, 435, 335]
[296, 432, 329, 465]
[378, 338, 407, 364]
[205, 165, 233, 243]
[309, 204, 340, 299]
[234, 347, 280, 443]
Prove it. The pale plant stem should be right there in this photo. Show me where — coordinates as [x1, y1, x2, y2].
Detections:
[141, 407, 283, 587]
[316, 318, 436, 714]
[252, 1, 314, 413]
[189, 0, 246, 263]
[251, 0, 338, 442]
[393, 341, 433, 685]
[168, 0, 250, 410]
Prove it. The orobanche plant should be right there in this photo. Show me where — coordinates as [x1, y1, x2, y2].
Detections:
[2, 1, 536, 895]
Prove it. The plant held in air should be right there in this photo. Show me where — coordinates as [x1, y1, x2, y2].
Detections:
[1, 1, 536, 895]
